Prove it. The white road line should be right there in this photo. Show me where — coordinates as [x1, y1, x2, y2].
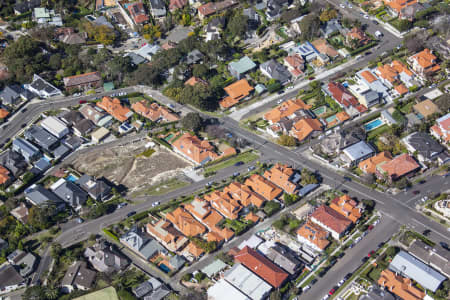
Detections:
[411, 218, 450, 242]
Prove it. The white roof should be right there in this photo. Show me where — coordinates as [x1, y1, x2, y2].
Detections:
[238, 234, 263, 250]
[423, 89, 443, 100]
[224, 264, 272, 300]
[41, 116, 68, 135]
[342, 141, 374, 161]
[91, 127, 110, 140]
[208, 278, 250, 300]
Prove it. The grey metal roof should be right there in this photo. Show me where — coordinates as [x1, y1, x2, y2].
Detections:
[25, 184, 62, 207]
[24, 125, 59, 151]
[120, 227, 148, 252]
[298, 184, 319, 197]
[389, 250, 446, 292]
[53, 180, 88, 208]
[342, 141, 374, 161]
[229, 56, 257, 75]
[224, 263, 272, 300]
[139, 239, 167, 260]
[52, 144, 70, 159]
[201, 259, 227, 278]
[0, 150, 28, 177]
[169, 255, 186, 270]
[34, 157, 51, 172]
[260, 59, 291, 84]
[13, 138, 41, 160]
[77, 174, 112, 201]
[408, 240, 450, 277]
[266, 244, 303, 274]
[403, 132, 444, 160]
[144, 285, 171, 300]
[124, 52, 147, 65]
[0, 265, 24, 290]
[133, 281, 153, 298]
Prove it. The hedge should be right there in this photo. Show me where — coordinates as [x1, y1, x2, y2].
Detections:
[152, 137, 172, 149]
[350, 41, 378, 56]
[103, 228, 119, 242]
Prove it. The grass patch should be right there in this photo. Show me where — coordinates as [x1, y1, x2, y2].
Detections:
[367, 124, 390, 141]
[136, 148, 155, 158]
[131, 178, 189, 197]
[224, 219, 252, 235]
[300, 275, 316, 288]
[102, 228, 119, 242]
[204, 151, 259, 173]
[399, 101, 415, 114]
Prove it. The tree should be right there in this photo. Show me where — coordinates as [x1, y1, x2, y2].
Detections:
[299, 13, 321, 41]
[300, 168, 318, 185]
[181, 112, 203, 132]
[397, 19, 412, 32]
[192, 64, 209, 79]
[227, 12, 249, 40]
[48, 53, 62, 71]
[319, 8, 337, 22]
[50, 243, 62, 259]
[277, 135, 297, 147]
[194, 271, 206, 282]
[22, 286, 46, 300]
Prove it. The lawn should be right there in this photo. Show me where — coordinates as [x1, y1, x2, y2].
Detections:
[204, 151, 259, 173]
[367, 124, 390, 141]
[132, 178, 189, 197]
[399, 101, 415, 114]
[224, 219, 251, 235]
[73, 287, 119, 300]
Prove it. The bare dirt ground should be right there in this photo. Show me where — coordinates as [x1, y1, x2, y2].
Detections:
[72, 140, 192, 195]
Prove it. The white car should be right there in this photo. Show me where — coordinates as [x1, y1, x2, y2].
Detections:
[338, 279, 345, 286]
[152, 201, 160, 207]
[363, 14, 369, 19]
[277, 99, 283, 104]
[340, 4, 345, 8]
[303, 285, 311, 292]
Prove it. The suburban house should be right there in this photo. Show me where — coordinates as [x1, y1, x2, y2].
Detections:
[345, 27, 370, 48]
[77, 174, 112, 201]
[264, 99, 312, 125]
[0, 265, 25, 294]
[135, 44, 161, 61]
[310, 205, 352, 240]
[10, 203, 29, 224]
[12, 138, 41, 163]
[149, 0, 166, 18]
[234, 246, 289, 288]
[73, 119, 96, 137]
[329, 195, 363, 224]
[61, 261, 96, 293]
[24, 125, 59, 152]
[97, 96, 133, 122]
[283, 53, 305, 79]
[376, 153, 420, 182]
[120, 227, 168, 261]
[79, 104, 108, 125]
[95, 0, 116, 10]
[289, 118, 323, 142]
[378, 269, 425, 300]
[204, 16, 225, 42]
[7, 249, 36, 277]
[222, 264, 272, 300]
[91, 127, 110, 143]
[0, 85, 35, 106]
[197, 0, 238, 20]
[63, 72, 102, 92]
[165, 207, 206, 237]
[407, 48, 440, 78]
[262, 243, 303, 275]
[169, 0, 188, 11]
[204, 191, 243, 221]
[146, 219, 189, 252]
[25, 184, 64, 208]
[263, 163, 300, 194]
[220, 79, 254, 109]
[50, 178, 88, 209]
[60, 111, 85, 126]
[260, 59, 291, 85]
[383, 0, 418, 17]
[375, 60, 415, 88]
[320, 19, 343, 38]
[413, 99, 440, 119]
[0, 165, 11, 187]
[222, 181, 267, 208]
[33, 7, 62, 26]
[127, 2, 149, 24]
[132, 278, 170, 300]
[132, 100, 179, 122]
[297, 220, 330, 252]
[324, 82, 367, 115]
[41, 116, 70, 138]
[311, 39, 340, 60]
[359, 151, 393, 174]
[244, 174, 283, 201]
[185, 49, 204, 64]
[341, 140, 375, 167]
[402, 132, 446, 163]
[84, 240, 129, 273]
[25, 74, 62, 99]
[228, 56, 257, 80]
[185, 76, 208, 87]
[408, 239, 450, 278]
[0, 150, 27, 178]
[266, 0, 289, 21]
[356, 69, 390, 102]
[430, 113, 450, 145]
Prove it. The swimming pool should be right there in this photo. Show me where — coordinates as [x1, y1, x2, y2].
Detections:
[312, 106, 326, 117]
[164, 133, 174, 142]
[364, 118, 384, 131]
[158, 263, 171, 273]
[66, 174, 79, 182]
[325, 115, 337, 124]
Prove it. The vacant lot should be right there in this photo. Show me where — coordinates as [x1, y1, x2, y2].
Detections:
[73, 140, 192, 195]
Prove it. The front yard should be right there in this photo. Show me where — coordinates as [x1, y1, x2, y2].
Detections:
[203, 151, 259, 173]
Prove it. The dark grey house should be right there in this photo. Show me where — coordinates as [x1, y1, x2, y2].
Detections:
[0, 85, 34, 106]
[260, 59, 291, 85]
[84, 240, 129, 273]
[77, 174, 112, 201]
[0, 150, 28, 178]
[402, 132, 445, 163]
[24, 184, 65, 208]
[51, 179, 88, 209]
[24, 125, 59, 152]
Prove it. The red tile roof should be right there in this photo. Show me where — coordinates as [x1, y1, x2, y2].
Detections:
[379, 153, 420, 179]
[327, 82, 359, 108]
[311, 205, 352, 235]
[171, 132, 219, 164]
[96, 96, 132, 122]
[263, 163, 298, 194]
[329, 195, 362, 223]
[244, 174, 283, 201]
[128, 2, 149, 24]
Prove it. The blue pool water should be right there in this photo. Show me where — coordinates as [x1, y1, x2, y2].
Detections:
[364, 119, 383, 131]
[159, 263, 171, 273]
[67, 174, 78, 182]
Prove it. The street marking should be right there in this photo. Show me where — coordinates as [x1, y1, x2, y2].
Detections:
[411, 218, 450, 242]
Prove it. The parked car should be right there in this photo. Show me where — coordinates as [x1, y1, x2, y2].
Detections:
[152, 201, 160, 207]
[76, 217, 84, 224]
[232, 172, 240, 177]
[234, 161, 244, 167]
[340, 3, 345, 8]
[79, 100, 87, 104]
[412, 190, 420, 195]
[205, 181, 213, 187]
[440, 242, 449, 250]
[248, 166, 256, 171]
[368, 250, 375, 257]
[303, 285, 311, 292]
[127, 211, 136, 218]
[344, 273, 352, 280]
[368, 225, 374, 231]
[328, 288, 336, 295]
[372, 20, 379, 25]
[338, 279, 345, 287]
[308, 76, 315, 80]
[117, 203, 127, 209]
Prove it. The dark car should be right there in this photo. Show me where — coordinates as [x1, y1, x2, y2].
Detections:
[341, 189, 348, 194]
[309, 76, 315, 80]
[344, 273, 352, 280]
[234, 161, 244, 167]
[362, 256, 369, 262]
[338, 252, 345, 258]
[440, 242, 449, 250]
[311, 279, 318, 285]
[277, 90, 285, 94]
[318, 270, 327, 277]
[79, 100, 87, 104]
[372, 20, 379, 25]
[412, 190, 420, 195]
[127, 211, 136, 218]
[419, 180, 426, 184]
[232, 172, 240, 177]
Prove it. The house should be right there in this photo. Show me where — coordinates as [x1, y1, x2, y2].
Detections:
[320, 19, 343, 38]
[310, 205, 352, 240]
[402, 132, 445, 163]
[244, 174, 283, 201]
[132, 278, 169, 299]
[185, 49, 204, 65]
[263, 163, 299, 194]
[204, 16, 225, 41]
[430, 113, 450, 145]
[14, 0, 41, 15]
[169, 0, 188, 11]
[171, 132, 220, 165]
[345, 27, 370, 48]
[97, 96, 133, 122]
[149, 0, 166, 18]
[283, 53, 305, 79]
[383, 0, 418, 17]
[223, 181, 267, 208]
[0, 85, 34, 106]
[61, 261, 96, 293]
[41, 116, 69, 138]
[311, 39, 339, 59]
[165, 207, 206, 237]
[375, 60, 415, 88]
[135, 44, 161, 61]
[264, 99, 312, 125]
[77, 174, 112, 201]
[197, 0, 238, 20]
[91, 127, 110, 143]
[263, 243, 303, 275]
[25, 184, 64, 208]
[341, 141, 375, 167]
[0, 265, 24, 294]
[290, 41, 320, 63]
[0, 165, 11, 187]
[120, 227, 168, 260]
[413, 99, 439, 119]
[234, 246, 288, 288]
[290, 118, 323, 141]
[63, 72, 102, 92]
[24, 125, 59, 153]
[203, 191, 242, 222]
[389, 251, 446, 292]
[359, 151, 392, 174]
[260, 60, 291, 85]
[146, 219, 189, 252]
[132, 100, 179, 122]
[297, 220, 330, 252]
[51, 178, 88, 209]
[208, 278, 250, 300]
[79, 104, 107, 125]
[0, 150, 27, 178]
[33, 7, 63, 26]
[60, 111, 85, 126]
[24, 74, 62, 99]
[58, 32, 86, 45]
[407, 49, 440, 78]
[185, 76, 208, 87]
[228, 56, 257, 80]
[329, 195, 363, 223]
[10, 203, 29, 224]
[223, 264, 272, 300]
[378, 269, 425, 300]
[73, 119, 96, 137]
[84, 240, 129, 273]
[124, 52, 147, 65]
[377, 153, 420, 182]
[127, 2, 149, 24]
[220, 79, 254, 109]
[243, 7, 260, 29]
[408, 240, 450, 277]
[324, 82, 365, 115]
[12, 138, 41, 162]
[7, 250, 36, 277]
[356, 69, 390, 102]
[266, 0, 289, 21]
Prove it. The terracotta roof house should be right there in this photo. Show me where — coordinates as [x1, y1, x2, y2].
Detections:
[220, 79, 254, 109]
[345, 27, 370, 48]
[413, 99, 440, 119]
[185, 241, 205, 259]
[329, 195, 363, 223]
[0, 108, 9, 120]
[97, 96, 133, 122]
[132, 100, 179, 122]
[430, 113, 450, 144]
[128, 2, 149, 24]
[63, 72, 102, 92]
[290, 118, 323, 141]
[377, 153, 420, 182]
[325, 82, 360, 109]
[263, 163, 299, 194]
[234, 246, 288, 288]
[0, 165, 11, 186]
[297, 220, 330, 252]
[146, 219, 188, 252]
[359, 151, 393, 174]
[169, 0, 188, 11]
[244, 174, 283, 201]
[311, 39, 339, 59]
[204, 191, 243, 220]
[171, 132, 219, 165]
[264, 98, 311, 124]
[407, 48, 440, 78]
[375, 60, 414, 88]
[378, 269, 425, 300]
[283, 53, 305, 79]
[395, 84, 409, 96]
[223, 181, 266, 208]
[197, 0, 238, 20]
[310, 205, 352, 240]
[165, 207, 206, 237]
[383, 0, 418, 17]
[184, 76, 208, 87]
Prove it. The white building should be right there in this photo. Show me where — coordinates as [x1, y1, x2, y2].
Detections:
[40, 116, 69, 138]
[224, 264, 272, 300]
[208, 278, 250, 300]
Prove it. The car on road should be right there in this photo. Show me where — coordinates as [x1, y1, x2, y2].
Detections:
[440, 242, 449, 250]
[363, 14, 369, 19]
[152, 201, 160, 207]
[311, 278, 318, 285]
[234, 161, 244, 167]
[127, 211, 136, 218]
[344, 273, 352, 280]
[412, 190, 420, 195]
[277, 90, 285, 95]
[338, 279, 345, 287]
[232, 172, 240, 177]
[79, 100, 87, 104]
[341, 189, 348, 194]
[302, 285, 311, 292]
[343, 176, 352, 182]
[21, 123, 27, 128]
[205, 181, 213, 187]
[340, 3, 345, 8]
[248, 166, 255, 171]
[418, 180, 426, 184]
[322, 295, 330, 300]
[308, 76, 315, 80]
[329, 288, 336, 295]
[169, 104, 175, 109]
[117, 203, 127, 209]
[76, 217, 84, 224]
[338, 252, 345, 258]
[362, 256, 370, 262]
